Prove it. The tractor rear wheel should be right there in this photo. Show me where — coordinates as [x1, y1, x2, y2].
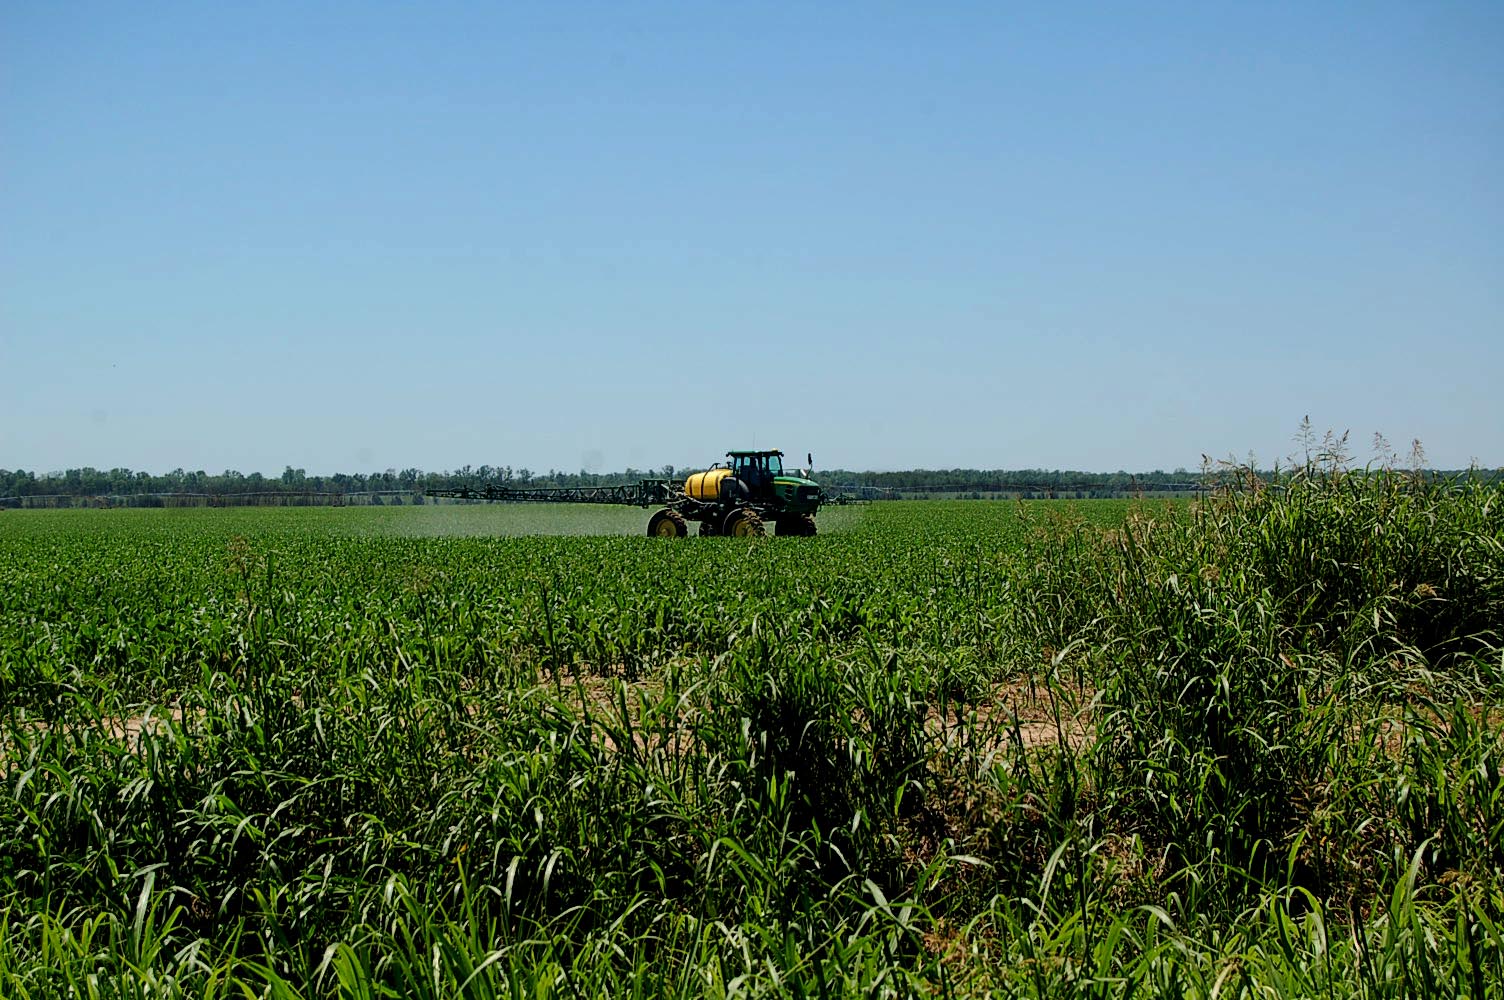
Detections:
[723, 508, 765, 538]
[647, 509, 688, 537]
[776, 514, 817, 536]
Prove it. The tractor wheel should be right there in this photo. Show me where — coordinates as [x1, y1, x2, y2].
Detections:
[647, 509, 688, 538]
[723, 509, 766, 538]
[776, 514, 818, 537]
[698, 520, 719, 536]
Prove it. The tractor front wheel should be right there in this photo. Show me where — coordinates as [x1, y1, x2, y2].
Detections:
[776, 514, 817, 537]
[647, 509, 689, 537]
[723, 509, 766, 538]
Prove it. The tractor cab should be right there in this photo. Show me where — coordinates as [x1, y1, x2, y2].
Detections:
[727, 450, 822, 516]
[727, 450, 783, 492]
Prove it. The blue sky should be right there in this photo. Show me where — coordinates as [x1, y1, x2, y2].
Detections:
[3, 2, 1500, 475]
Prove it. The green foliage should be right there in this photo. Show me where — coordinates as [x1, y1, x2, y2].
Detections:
[1, 486, 1501, 996]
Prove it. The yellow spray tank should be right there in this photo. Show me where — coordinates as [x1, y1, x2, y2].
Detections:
[684, 467, 734, 502]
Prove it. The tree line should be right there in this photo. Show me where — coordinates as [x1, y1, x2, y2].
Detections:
[2, 462, 1489, 504]
[0, 463, 1203, 500]
[0, 465, 679, 500]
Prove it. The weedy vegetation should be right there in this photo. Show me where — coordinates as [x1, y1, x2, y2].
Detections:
[0, 468, 1500, 997]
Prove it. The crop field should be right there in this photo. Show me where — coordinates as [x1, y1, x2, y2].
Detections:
[2, 480, 1502, 997]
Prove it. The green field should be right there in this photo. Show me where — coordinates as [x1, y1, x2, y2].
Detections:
[2, 487, 1502, 997]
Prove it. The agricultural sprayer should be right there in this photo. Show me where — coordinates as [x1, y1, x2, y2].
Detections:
[426, 450, 824, 536]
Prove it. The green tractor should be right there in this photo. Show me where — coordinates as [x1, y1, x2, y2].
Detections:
[426, 448, 826, 538]
[674, 450, 822, 537]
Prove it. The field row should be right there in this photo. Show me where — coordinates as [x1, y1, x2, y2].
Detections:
[0, 500, 1125, 713]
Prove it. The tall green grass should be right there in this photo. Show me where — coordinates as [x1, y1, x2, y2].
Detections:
[1, 480, 1500, 996]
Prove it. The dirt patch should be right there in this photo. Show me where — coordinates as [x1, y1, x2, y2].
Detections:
[523, 670, 1097, 756]
[927, 677, 1095, 751]
[3, 704, 189, 755]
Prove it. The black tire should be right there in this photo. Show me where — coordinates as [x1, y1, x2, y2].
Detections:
[647, 508, 689, 538]
[722, 508, 766, 538]
[776, 514, 818, 537]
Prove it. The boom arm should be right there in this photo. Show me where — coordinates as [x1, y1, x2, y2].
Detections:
[426, 479, 674, 508]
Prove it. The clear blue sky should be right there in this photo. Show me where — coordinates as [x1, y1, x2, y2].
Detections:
[3, 2, 1500, 475]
